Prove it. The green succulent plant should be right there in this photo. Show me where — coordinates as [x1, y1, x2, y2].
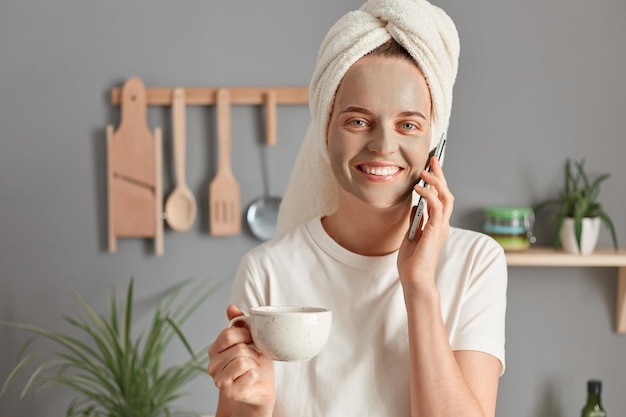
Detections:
[534, 158, 618, 252]
[1, 277, 223, 417]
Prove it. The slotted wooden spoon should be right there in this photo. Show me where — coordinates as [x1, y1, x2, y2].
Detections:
[209, 88, 241, 235]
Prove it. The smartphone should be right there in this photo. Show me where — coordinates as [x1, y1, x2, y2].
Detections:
[407, 133, 447, 241]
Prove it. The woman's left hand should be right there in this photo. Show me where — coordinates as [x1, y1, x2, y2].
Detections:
[397, 156, 454, 287]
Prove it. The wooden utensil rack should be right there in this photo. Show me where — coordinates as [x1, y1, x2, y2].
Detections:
[107, 83, 308, 255]
[111, 86, 309, 106]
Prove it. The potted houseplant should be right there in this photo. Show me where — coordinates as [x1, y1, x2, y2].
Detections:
[0, 277, 223, 417]
[534, 158, 618, 254]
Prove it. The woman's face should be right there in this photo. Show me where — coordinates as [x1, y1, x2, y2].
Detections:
[327, 54, 432, 210]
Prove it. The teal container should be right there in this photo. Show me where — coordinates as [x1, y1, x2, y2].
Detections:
[483, 206, 536, 251]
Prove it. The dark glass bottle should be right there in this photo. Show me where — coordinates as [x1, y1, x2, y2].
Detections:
[581, 380, 607, 417]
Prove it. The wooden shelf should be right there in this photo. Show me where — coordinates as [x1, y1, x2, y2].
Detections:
[506, 247, 626, 267]
[505, 247, 626, 334]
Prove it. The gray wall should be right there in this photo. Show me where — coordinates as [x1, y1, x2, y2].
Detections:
[1, 1, 625, 416]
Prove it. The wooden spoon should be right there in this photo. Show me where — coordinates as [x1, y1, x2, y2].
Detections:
[165, 88, 197, 232]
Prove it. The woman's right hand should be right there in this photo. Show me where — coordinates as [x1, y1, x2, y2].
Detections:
[208, 305, 275, 415]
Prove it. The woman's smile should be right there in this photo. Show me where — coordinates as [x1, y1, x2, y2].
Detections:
[356, 162, 403, 182]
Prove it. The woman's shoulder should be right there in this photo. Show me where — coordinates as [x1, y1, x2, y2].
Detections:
[445, 227, 505, 260]
[438, 227, 507, 293]
[241, 218, 320, 264]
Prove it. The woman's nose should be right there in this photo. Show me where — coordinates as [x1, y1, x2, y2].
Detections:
[367, 125, 399, 155]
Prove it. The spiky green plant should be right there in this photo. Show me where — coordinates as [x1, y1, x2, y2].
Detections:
[534, 158, 618, 252]
[1, 277, 223, 417]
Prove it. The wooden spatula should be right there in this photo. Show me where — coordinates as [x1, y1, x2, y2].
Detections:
[209, 88, 241, 235]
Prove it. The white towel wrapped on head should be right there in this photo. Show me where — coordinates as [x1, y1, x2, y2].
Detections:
[276, 0, 460, 237]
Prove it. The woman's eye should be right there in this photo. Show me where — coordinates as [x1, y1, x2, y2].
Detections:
[349, 119, 367, 127]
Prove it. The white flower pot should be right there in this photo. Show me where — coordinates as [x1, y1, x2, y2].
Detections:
[559, 217, 601, 254]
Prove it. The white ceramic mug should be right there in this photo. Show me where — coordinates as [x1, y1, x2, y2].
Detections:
[229, 306, 332, 361]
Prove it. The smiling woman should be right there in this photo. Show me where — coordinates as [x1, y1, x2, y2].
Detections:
[326, 51, 432, 211]
[206, 1, 507, 417]
[2, 0, 626, 415]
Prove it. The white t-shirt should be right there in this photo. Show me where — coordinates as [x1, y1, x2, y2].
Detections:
[228, 217, 507, 417]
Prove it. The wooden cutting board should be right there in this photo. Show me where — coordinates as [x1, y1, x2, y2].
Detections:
[106, 77, 163, 255]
